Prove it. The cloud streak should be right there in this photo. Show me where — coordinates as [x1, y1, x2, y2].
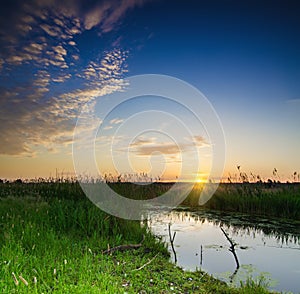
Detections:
[128, 136, 209, 157]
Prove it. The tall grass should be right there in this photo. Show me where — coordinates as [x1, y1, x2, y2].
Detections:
[200, 182, 300, 220]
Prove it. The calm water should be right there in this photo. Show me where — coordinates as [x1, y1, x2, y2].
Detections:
[148, 209, 300, 294]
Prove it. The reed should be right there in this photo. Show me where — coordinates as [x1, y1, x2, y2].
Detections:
[201, 182, 300, 220]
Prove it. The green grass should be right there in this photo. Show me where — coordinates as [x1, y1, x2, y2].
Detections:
[0, 182, 272, 293]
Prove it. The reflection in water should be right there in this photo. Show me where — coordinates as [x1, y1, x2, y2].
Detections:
[148, 209, 300, 294]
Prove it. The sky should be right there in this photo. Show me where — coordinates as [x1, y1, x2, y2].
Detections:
[0, 0, 299, 182]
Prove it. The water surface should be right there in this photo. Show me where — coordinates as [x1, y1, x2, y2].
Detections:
[148, 209, 300, 293]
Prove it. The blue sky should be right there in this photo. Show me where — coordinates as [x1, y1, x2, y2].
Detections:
[0, 0, 299, 181]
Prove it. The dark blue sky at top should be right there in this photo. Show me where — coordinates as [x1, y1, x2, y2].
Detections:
[121, 0, 300, 102]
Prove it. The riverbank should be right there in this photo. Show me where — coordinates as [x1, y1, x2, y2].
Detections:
[0, 183, 271, 293]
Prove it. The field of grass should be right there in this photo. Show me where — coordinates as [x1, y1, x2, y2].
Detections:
[0, 181, 272, 293]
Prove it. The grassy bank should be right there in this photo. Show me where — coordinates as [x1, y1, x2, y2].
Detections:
[0, 183, 271, 293]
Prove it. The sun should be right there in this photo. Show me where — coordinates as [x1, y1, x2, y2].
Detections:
[195, 177, 205, 183]
[194, 173, 209, 184]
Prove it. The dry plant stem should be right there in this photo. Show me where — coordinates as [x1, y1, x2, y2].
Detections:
[103, 235, 145, 254]
[19, 275, 29, 286]
[132, 253, 159, 272]
[12, 272, 19, 286]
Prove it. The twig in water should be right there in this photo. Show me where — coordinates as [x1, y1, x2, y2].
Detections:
[220, 227, 240, 269]
[168, 223, 177, 263]
[200, 245, 203, 267]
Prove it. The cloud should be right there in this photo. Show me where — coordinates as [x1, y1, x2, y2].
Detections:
[33, 70, 51, 93]
[130, 137, 155, 147]
[100, 118, 124, 132]
[0, 2, 80, 71]
[40, 23, 62, 37]
[110, 118, 124, 124]
[52, 73, 72, 83]
[134, 143, 181, 156]
[84, 3, 110, 30]
[83, 0, 148, 32]
[127, 135, 210, 158]
[103, 126, 113, 130]
[0, 1, 149, 157]
[23, 42, 45, 55]
[0, 48, 128, 156]
[52, 45, 67, 56]
[101, 0, 148, 33]
[192, 135, 210, 147]
[0, 0, 145, 79]
[81, 49, 128, 84]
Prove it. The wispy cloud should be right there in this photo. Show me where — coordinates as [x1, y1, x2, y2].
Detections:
[100, 0, 147, 33]
[83, 0, 148, 32]
[0, 48, 128, 156]
[110, 118, 124, 124]
[127, 135, 209, 157]
[133, 143, 181, 156]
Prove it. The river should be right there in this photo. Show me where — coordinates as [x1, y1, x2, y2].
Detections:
[148, 208, 300, 293]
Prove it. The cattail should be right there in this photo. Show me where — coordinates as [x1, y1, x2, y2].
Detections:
[12, 272, 19, 286]
[19, 275, 28, 286]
